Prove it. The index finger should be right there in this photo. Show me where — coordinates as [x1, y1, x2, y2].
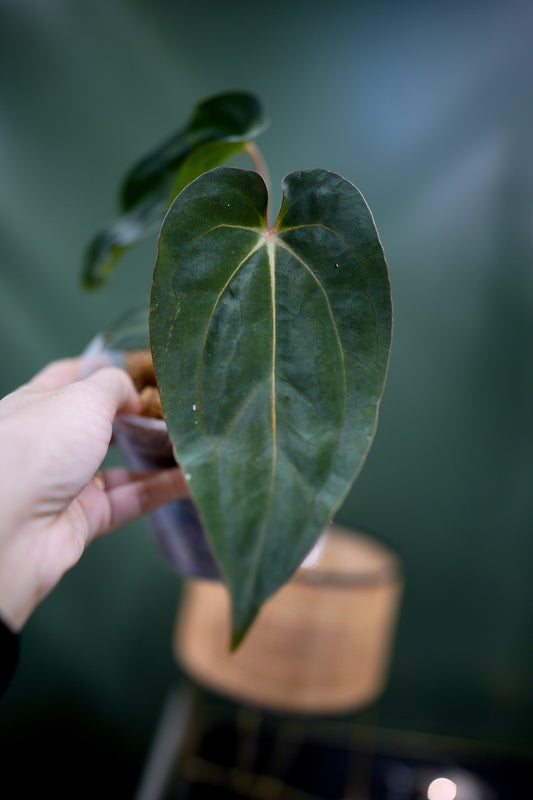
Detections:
[29, 358, 82, 391]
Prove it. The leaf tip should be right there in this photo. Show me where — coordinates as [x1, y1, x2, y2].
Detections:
[229, 595, 263, 652]
[230, 629, 246, 652]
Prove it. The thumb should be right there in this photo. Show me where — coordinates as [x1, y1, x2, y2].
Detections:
[78, 366, 142, 417]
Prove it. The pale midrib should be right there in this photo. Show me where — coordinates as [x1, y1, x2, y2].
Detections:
[268, 235, 277, 465]
[240, 234, 278, 609]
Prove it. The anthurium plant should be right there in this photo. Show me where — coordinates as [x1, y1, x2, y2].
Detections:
[83, 91, 392, 644]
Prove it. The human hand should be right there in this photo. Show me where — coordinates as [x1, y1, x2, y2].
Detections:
[0, 358, 188, 631]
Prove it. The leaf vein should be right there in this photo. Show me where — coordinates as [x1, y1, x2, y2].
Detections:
[196, 234, 265, 436]
[212, 380, 269, 447]
[272, 235, 349, 497]
[279, 222, 370, 283]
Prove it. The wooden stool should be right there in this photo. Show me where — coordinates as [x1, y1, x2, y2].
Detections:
[174, 524, 402, 715]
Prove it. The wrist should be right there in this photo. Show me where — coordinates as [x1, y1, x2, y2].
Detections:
[0, 586, 34, 632]
[0, 539, 44, 632]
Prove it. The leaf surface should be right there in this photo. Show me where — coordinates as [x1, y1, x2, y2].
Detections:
[82, 92, 267, 287]
[150, 167, 392, 642]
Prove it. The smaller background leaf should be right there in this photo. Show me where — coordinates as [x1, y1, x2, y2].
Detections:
[82, 91, 267, 289]
[120, 91, 267, 210]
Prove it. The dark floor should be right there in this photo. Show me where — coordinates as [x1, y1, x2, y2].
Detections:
[1, 685, 531, 800]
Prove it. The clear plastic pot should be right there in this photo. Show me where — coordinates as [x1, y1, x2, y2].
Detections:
[82, 334, 220, 580]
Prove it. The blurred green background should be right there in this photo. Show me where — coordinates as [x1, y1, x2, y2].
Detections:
[1, 0, 532, 792]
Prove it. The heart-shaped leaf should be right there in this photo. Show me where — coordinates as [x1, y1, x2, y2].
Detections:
[82, 91, 267, 288]
[150, 167, 392, 643]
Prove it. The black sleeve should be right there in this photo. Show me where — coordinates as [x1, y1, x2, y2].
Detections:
[0, 618, 19, 696]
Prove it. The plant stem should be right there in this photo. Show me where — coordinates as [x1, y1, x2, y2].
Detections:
[245, 142, 272, 223]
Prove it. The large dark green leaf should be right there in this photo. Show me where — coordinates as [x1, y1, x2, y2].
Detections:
[150, 167, 392, 643]
[82, 92, 267, 288]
